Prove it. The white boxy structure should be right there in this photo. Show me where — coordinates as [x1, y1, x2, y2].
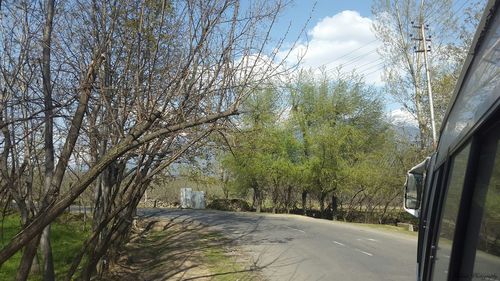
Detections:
[180, 188, 205, 209]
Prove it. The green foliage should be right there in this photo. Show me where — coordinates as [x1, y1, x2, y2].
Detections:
[0, 213, 91, 280]
[207, 199, 252, 212]
[220, 71, 420, 219]
[289, 72, 388, 198]
[222, 87, 301, 210]
[218, 69, 429, 222]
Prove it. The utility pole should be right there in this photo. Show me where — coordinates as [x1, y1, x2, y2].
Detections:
[412, 22, 437, 149]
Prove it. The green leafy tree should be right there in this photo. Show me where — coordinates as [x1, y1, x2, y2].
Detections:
[289, 71, 387, 218]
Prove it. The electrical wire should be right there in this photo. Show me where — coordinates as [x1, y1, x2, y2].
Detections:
[320, 39, 378, 66]
[326, 48, 380, 72]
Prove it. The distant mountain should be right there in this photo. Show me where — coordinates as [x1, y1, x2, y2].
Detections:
[387, 109, 420, 141]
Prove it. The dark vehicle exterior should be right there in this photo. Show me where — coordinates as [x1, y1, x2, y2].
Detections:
[404, 0, 500, 280]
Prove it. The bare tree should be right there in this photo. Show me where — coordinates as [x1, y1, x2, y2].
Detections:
[371, 0, 485, 149]
[0, 0, 297, 279]
[40, 0, 56, 280]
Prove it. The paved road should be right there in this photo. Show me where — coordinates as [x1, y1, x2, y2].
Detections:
[140, 209, 417, 281]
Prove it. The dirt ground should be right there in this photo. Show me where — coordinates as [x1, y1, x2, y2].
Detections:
[101, 217, 265, 281]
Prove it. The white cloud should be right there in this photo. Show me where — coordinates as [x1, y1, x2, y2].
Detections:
[278, 11, 384, 85]
[235, 54, 290, 86]
[309, 11, 373, 42]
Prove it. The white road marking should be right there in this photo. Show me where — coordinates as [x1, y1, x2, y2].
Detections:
[355, 249, 373, 256]
[332, 240, 345, 246]
[357, 238, 378, 242]
[286, 226, 306, 233]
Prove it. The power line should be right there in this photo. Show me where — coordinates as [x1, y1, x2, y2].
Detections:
[326, 48, 379, 72]
[425, 0, 452, 26]
[353, 57, 383, 71]
[339, 48, 379, 67]
[353, 61, 386, 78]
[357, 60, 385, 73]
[363, 64, 386, 77]
[321, 39, 378, 66]
[427, 0, 470, 30]
[453, 0, 471, 16]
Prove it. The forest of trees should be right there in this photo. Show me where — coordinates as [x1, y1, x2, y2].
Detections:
[0, 0, 485, 280]
[220, 71, 422, 222]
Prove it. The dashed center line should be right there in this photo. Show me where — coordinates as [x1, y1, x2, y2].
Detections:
[332, 241, 374, 257]
[332, 240, 345, 246]
[355, 249, 374, 256]
[357, 238, 378, 242]
[286, 226, 306, 233]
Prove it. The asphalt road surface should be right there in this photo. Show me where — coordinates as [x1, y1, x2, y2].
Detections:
[140, 208, 417, 281]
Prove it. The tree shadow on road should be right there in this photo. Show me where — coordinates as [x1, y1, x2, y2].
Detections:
[101, 215, 275, 281]
[138, 209, 312, 281]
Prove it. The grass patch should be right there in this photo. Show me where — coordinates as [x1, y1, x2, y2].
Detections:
[103, 219, 263, 281]
[354, 222, 418, 236]
[199, 232, 260, 281]
[0, 212, 91, 280]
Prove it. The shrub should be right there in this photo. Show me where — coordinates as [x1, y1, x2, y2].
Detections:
[207, 199, 251, 212]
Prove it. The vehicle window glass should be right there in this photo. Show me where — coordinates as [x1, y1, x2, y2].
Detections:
[436, 11, 499, 166]
[461, 127, 500, 281]
[419, 168, 441, 272]
[432, 143, 471, 280]
[423, 169, 440, 226]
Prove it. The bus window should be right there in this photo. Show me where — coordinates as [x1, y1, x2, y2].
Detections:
[460, 124, 500, 281]
[432, 143, 472, 280]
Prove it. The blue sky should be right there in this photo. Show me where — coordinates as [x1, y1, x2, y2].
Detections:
[266, 1, 409, 115]
[243, 0, 486, 126]
[264, 0, 477, 125]
[273, 0, 374, 39]
[271, 0, 383, 83]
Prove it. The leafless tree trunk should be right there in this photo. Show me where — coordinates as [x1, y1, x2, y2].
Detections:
[0, 3, 297, 280]
[40, 0, 56, 280]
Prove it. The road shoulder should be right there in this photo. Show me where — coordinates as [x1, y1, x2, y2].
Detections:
[102, 217, 266, 281]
